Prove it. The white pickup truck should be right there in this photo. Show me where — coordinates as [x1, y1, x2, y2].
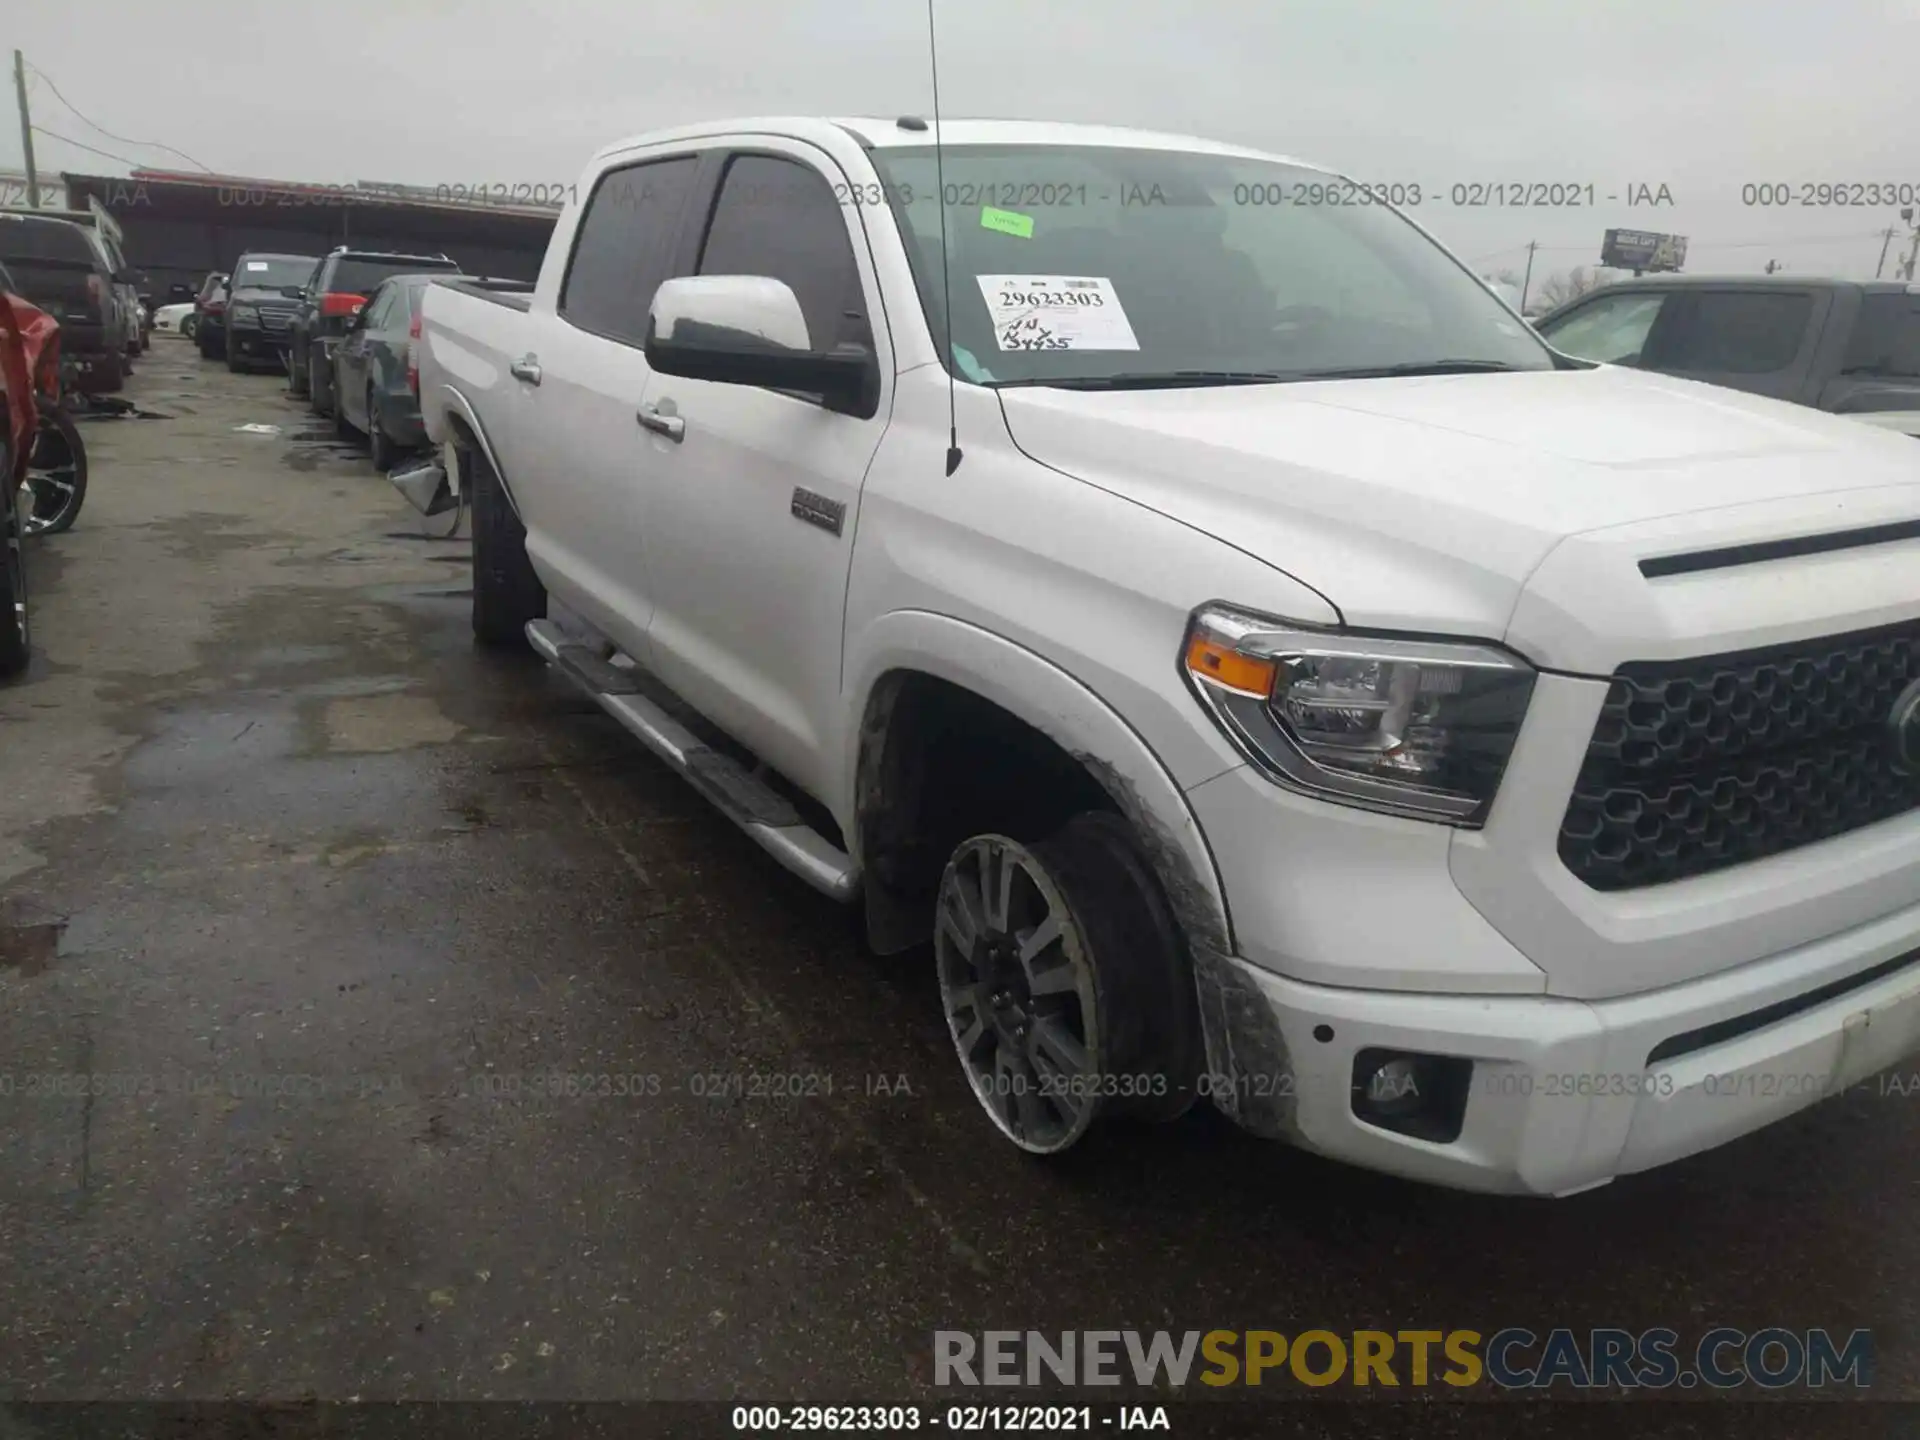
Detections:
[418, 116, 1920, 1195]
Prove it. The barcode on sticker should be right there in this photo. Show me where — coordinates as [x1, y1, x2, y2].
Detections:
[1064, 279, 1098, 288]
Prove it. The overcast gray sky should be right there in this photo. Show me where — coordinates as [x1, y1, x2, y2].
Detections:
[8, 0, 1920, 286]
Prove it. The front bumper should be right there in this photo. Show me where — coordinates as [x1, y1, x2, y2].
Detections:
[1217, 931, 1920, 1194]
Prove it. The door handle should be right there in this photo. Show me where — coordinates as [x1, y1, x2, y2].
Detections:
[636, 402, 684, 442]
[509, 355, 542, 385]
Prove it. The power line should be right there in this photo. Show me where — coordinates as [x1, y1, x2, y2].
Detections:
[26, 62, 213, 172]
[29, 124, 149, 169]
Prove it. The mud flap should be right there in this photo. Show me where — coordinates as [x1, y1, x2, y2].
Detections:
[389, 458, 456, 516]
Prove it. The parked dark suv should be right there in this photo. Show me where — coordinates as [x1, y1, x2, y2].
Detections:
[224, 252, 320, 373]
[0, 212, 126, 393]
[289, 247, 459, 413]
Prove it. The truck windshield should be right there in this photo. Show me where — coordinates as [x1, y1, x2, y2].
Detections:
[870, 144, 1553, 387]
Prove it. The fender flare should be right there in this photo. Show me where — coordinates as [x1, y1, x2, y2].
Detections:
[433, 382, 523, 520]
[843, 609, 1236, 960]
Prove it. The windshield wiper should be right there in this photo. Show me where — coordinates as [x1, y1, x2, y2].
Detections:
[1295, 359, 1524, 379]
[991, 370, 1295, 390]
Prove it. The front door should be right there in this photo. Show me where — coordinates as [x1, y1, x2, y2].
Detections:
[635, 143, 893, 802]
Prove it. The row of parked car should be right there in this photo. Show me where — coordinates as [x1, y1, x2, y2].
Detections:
[176, 245, 508, 469]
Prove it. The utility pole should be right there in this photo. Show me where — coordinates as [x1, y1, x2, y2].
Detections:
[12, 50, 39, 208]
[1518, 240, 1537, 312]
[1876, 226, 1897, 279]
[1904, 214, 1920, 283]
[1764, 259, 1780, 274]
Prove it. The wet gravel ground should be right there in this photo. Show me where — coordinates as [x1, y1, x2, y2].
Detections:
[0, 343, 1915, 1438]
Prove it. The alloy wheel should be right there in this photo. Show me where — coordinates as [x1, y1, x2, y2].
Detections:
[935, 835, 1103, 1153]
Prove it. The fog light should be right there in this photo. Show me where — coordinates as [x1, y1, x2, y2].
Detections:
[1350, 1048, 1473, 1143]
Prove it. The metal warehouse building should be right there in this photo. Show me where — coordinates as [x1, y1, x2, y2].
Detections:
[48, 170, 560, 299]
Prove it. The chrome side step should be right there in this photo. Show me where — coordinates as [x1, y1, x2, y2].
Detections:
[525, 619, 859, 901]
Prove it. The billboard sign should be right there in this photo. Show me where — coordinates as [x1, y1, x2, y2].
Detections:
[1601, 228, 1688, 272]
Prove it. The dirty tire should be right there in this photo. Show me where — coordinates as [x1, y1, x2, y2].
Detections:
[288, 345, 308, 399]
[182, 314, 198, 340]
[0, 487, 30, 678]
[933, 813, 1201, 1154]
[309, 346, 332, 414]
[468, 443, 545, 648]
[367, 389, 394, 472]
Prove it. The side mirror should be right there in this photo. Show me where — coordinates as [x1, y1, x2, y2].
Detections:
[644, 275, 877, 418]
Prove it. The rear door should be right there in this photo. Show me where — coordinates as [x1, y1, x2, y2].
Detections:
[1638, 286, 1829, 403]
[334, 282, 394, 430]
[506, 149, 703, 660]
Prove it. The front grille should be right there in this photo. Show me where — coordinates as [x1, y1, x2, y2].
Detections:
[259, 309, 293, 332]
[1558, 619, 1920, 890]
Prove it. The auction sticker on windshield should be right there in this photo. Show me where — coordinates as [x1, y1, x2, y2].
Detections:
[976, 275, 1140, 351]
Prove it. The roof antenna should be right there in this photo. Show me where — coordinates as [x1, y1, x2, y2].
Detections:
[926, 0, 962, 475]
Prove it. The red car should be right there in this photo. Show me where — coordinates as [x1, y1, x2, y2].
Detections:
[0, 266, 60, 678]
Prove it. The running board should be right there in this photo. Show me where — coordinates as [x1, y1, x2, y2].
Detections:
[525, 619, 859, 901]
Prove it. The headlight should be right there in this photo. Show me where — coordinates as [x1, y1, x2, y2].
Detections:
[229, 304, 259, 323]
[1182, 605, 1536, 825]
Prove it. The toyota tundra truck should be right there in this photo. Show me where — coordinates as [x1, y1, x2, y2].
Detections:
[416, 117, 1920, 1195]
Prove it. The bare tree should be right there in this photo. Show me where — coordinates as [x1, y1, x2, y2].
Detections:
[1530, 266, 1609, 311]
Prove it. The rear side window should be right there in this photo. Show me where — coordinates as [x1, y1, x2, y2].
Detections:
[1653, 291, 1812, 374]
[0, 218, 98, 265]
[1842, 295, 1920, 379]
[561, 156, 700, 345]
[697, 154, 871, 351]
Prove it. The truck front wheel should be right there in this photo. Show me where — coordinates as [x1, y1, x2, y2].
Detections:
[934, 812, 1200, 1154]
[467, 441, 545, 648]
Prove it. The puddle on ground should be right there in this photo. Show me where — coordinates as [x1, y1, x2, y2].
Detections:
[319, 692, 464, 754]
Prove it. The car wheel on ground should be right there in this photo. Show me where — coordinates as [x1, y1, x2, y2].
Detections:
[288, 343, 308, 399]
[934, 812, 1201, 1154]
[0, 486, 30, 678]
[310, 348, 333, 415]
[467, 441, 546, 647]
[367, 389, 395, 472]
[226, 343, 244, 374]
[334, 385, 357, 442]
[24, 406, 88, 537]
[181, 314, 198, 340]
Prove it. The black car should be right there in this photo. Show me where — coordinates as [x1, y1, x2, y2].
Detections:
[0, 212, 126, 393]
[289, 247, 460, 413]
[1534, 275, 1920, 436]
[331, 273, 466, 471]
[223, 252, 320, 373]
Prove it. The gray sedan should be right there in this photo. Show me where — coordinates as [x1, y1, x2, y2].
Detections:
[331, 273, 461, 471]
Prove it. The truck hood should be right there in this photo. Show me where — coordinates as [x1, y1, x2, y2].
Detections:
[996, 366, 1920, 669]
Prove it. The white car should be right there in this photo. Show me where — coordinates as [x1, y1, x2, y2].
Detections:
[416, 116, 1920, 1195]
[153, 301, 194, 334]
